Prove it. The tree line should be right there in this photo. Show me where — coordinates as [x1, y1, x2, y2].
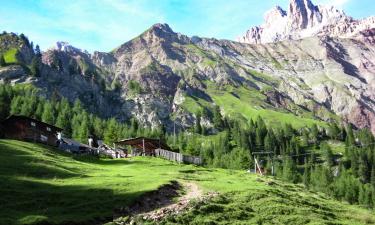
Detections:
[0, 85, 164, 145]
[1, 84, 375, 208]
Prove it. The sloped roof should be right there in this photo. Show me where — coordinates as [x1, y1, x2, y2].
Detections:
[115, 137, 171, 151]
[2, 115, 63, 131]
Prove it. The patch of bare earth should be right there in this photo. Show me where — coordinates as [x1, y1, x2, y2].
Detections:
[112, 181, 217, 224]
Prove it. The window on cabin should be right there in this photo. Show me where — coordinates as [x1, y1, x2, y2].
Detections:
[40, 135, 48, 142]
[46, 127, 51, 132]
[31, 122, 36, 127]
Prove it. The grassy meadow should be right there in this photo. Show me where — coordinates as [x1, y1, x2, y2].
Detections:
[0, 139, 374, 225]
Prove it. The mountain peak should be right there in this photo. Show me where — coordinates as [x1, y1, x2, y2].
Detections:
[51, 41, 89, 55]
[236, 0, 373, 44]
[150, 23, 173, 32]
[147, 23, 175, 36]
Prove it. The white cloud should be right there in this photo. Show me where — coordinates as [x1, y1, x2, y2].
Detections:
[315, 0, 350, 8]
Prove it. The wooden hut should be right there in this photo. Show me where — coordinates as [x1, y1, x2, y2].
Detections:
[115, 137, 171, 156]
[1, 115, 63, 146]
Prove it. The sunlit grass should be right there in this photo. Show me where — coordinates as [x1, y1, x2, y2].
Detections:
[0, 139, 373, 225]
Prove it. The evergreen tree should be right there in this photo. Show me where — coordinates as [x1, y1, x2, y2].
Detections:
[282, 156, 298, 183]
[194, 113, 202, 134]
[213, 106, 223, 130]
[30, 57, 41, 77]
[303, 158, 310, 187]
[321, 142, 334, 167]
[327, 123, 340, 140]
[104, 118, 118, 145]
[371, 166, 375, 187]
[41, 102, 54, 124]
[34, 101, 44, 120]
[35, 44, 41, 57]
[77, 114, 89, 143]
[0, 54, 5, 66]
[310, 124, 319, 143]
[10, 96, 22, 115]
[55, 104, 72, 137]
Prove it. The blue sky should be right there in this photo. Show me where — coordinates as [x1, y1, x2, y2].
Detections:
[0, 0, 373, 52]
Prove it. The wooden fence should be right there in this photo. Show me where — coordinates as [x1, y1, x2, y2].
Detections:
[155, 149, 202, 165]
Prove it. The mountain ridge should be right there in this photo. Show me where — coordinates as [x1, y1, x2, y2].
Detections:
[237, 0, 375, 44]
[0, 2, 375, 134]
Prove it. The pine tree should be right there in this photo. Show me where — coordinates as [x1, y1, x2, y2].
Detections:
[0, 54, 5, 66]
[328, 123, 340, 140]
[41, 102, 54, 124]
[35, 44, 41, 57]
[10, 96, 22, 115]
[55, 108, 72, 137]
[78, 114, 89, 143]
[30, 57, 41, 77]
[310, 124, 319, 142]
[20, 97, 33, 117]
[264, 133, 272, 153]
[303, 158, 310, 187]
[194, 113, 202, 134]
[213, 106, 223, 130]
[371, 166, 375, 187]
[104, 118, 118, 145]
[34, 101, 44, 120]
[282, 156, 298, 183]
[321, 142, 334, 167]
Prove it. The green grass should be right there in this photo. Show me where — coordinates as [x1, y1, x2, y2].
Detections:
[1, 139, 374, 225]
[324, 140, 346, 154]
[205, 83, 326, 129]
[3, 48, 19, 64]
[0, 140, 181, 224]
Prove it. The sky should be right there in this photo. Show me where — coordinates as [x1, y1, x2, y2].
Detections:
[0, 0, 373, 52]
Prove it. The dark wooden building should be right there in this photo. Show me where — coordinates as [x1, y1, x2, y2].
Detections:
[115, 137, 171, 156]
[1, 115, 63, 146]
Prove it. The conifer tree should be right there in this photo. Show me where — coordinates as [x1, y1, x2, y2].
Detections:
[283, 156, 298, 183]
[213, 106, 223, 130]
[303, 158, 310, 187]
[41, 102, 54, 124]
[30, 57, 41, 77]
[321, 142, 334, 167]
[10, 96, 22, 115]
[194, 113, 202, 134]
[0, 54, 5, 66]
[78, 115, 89, 143]
[104, 118, 118, 145]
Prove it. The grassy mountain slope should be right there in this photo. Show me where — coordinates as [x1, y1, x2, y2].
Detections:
[0, 140, 374, 225]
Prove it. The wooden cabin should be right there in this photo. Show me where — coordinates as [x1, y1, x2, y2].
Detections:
[115, 137, 171, 156]
[1, 115, 63, 146]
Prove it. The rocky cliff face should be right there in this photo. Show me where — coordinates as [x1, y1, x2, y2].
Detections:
[1, 18, 375, 134]
[237, 0, 375, 44]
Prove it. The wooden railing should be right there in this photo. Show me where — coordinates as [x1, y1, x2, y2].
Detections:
[155, 149, 202, 165]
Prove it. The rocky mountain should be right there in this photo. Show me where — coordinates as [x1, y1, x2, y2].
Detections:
[0, 2, 375, 134]
[237, 0, 375, 44]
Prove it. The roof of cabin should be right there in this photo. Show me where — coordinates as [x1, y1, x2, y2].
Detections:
[2, 115, 63, 131]
[115, 137, 171, 151]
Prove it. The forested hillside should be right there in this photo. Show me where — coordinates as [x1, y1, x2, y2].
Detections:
[1, 83, 375, 210]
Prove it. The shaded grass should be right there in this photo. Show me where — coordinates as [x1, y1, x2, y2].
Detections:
[0, 140, 182, 225]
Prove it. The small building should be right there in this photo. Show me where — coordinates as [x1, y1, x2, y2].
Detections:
[1, 115, 63, 146]
[58, 137, 97, 155]
[115, 137, 171, 156]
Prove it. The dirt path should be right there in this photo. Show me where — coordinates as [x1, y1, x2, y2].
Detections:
[113, 181, 217, 224]
[140, 182, 203, 221]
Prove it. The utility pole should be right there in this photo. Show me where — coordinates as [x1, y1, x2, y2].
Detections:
[173, 120, 176, 146]
[252, 151, 275, 176]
